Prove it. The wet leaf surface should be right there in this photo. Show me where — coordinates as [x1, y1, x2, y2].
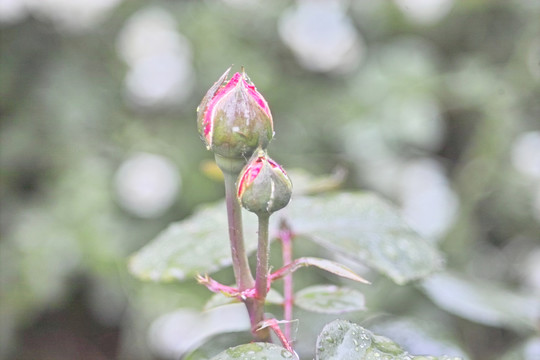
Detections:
[285, 192, 443, 284]
[129, 201, 258, 281]
[294, 285, 366, 314]
[422, 271, 540, 331]
[130, 192, 443, 285]
[316, 319, 462, 360]
[209, 342, 295, 360]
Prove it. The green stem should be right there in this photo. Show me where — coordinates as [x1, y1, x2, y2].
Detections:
[252, 213, 271, 342]
[215, 154, 271, 342]
[216, 155, 271, 341]
[221, 164, 255, 291]
[255, 214, 270, 299]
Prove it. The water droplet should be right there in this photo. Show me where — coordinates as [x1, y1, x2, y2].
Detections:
[325, 336, 334, 343]
[318, 347, 325, 352]
[355, 347, 360, 352]
[281, 350, 293, 358]
[353, 339, 359, 346]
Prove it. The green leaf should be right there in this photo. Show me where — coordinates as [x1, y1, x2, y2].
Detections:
[369, 317, 469, 359]
[295, 285, 366, 314]
[287, 168, 346, 195]
[129, 201, 258, 281]
[422, 271, 540, 331]
[148, 304, 250, 358]
[499, 337, 540, 360]
[316, 320, 462, 360]
[284, 192, 443, 284]
[130, 192, 442, 285]
[265, 287, 286, 305]
[272, 257, 370, 283]
[209, 342, 296, 360]
[183, 332, 254, 360]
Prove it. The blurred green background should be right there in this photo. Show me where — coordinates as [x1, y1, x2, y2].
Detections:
[1, 0, 539, 359]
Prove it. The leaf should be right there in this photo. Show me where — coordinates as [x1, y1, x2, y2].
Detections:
[271, 257, 370, 283]
[265, 287, 286, 305]
[183, 332, 254, 360]
[204, 287, 284, 310]
[283, 192, 443, 284]
[421, 271, 540, 332]
[294, 285, 366, 314]
[316, 319, 462, 360]
[130, 192, 442, 285]
[287, 168, 346, 195]
[149, 304, 250, 359]
[369, 317, 469, 359]
[209, 342, 296, 360]
[129, 201, 258, 281]
[499, 337, 540, 360]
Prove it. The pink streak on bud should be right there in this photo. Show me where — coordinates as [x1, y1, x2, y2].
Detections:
[202, 72, 242, 141]
[202, 72, 272, 144]
[237, 156, 264, 197]
[268, 158, 286, 173]
[268, 157, 290, 181]
[246, 83, 272, 118]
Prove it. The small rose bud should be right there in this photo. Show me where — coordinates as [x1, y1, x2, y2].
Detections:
[237, 150, 292, 215]
[197, 67, 274, 159]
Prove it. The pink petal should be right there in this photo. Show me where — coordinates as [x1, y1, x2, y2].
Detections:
[237, 157, 264, 197]
[268, 158, 287, 175]
[244, 79, 272, 119]
[202, 72, 243, 140]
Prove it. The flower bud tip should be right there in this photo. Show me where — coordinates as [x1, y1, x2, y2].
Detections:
[197, 68, 274, 159]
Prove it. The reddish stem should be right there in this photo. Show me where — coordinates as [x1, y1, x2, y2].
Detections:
[258, 318, 296, 356]
[219, 157, 255, 291]
[279, 220, 294, 342]
[217, 156, 270, 341]
[196, 274, 257, 300]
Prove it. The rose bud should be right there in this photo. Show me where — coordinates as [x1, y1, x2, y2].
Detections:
[237, 150, 292, 215]
[197, 67, 274, 159]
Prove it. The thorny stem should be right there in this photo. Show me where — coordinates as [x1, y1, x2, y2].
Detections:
[279, 220, 294, 342]
[221, 161, 255, 291]
[216, 154, 270, 342]
[252, 213, 272, 342]
[259, 319, 296, 356]
[255, 214, 270, 299]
